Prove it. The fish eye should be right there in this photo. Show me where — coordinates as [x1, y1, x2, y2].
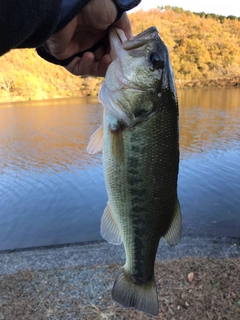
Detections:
[149, 52, 164, 70]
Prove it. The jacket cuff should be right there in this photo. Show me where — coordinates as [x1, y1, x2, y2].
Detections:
[55, 0, 91, 33]
[112, 0, 141, 21]
[113, 0, 141, 10]
[57, 0, 142, 32]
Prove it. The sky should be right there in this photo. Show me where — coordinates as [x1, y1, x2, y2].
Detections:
[130, 0, 240, 17]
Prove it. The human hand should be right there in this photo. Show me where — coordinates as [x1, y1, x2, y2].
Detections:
[46, 0, 133, 77]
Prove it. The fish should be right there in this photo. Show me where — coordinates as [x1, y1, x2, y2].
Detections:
[87, 26, 182, 316]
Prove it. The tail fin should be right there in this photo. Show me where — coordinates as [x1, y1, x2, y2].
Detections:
[112, 268, 159, 316]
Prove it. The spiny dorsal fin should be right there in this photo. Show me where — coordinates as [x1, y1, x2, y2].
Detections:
[86, 126, 103, 154]
[101, 202, 122, 245]
[163, 198, 182, 247]
[112, 267, 159, 316]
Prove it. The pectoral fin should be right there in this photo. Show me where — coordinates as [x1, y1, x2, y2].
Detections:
[163, 198, 182, 247]
[101, 202, 122, 245]
[109, 127, 124, 164]
[86, 126, 103, 154]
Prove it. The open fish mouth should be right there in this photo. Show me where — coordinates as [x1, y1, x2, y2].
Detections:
[109, 27, 160, 60]
[109, 28, 127, 60]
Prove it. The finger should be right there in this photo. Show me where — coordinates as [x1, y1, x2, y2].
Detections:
[97, 54, 112, 76]
[65, 52, 112, 77]
[47, 18, 78, 58]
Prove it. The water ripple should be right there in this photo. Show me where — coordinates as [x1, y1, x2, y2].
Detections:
[0, 90, 240, 250]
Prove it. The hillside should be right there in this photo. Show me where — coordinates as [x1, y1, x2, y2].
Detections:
[1, 7, 240, 102]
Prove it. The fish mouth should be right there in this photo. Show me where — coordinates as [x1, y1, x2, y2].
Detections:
[109, 26, 160, 60]
[109, 28, 127, 60]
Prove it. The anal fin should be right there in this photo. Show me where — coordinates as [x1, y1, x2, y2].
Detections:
[163, 198, 182, 247]
[101, 202, 122, 245]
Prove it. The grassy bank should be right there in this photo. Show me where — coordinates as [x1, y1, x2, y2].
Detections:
[0, 257, 239, 319]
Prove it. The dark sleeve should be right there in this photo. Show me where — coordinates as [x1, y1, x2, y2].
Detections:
[36, 0, 142, 67]
[0, 0, 141, 60]
[0, 0, 91, 56]
[113, 0, 142, 20]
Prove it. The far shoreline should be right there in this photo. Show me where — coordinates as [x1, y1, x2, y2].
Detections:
[0, 76, 239, 104]
[176, 76, 240, 89]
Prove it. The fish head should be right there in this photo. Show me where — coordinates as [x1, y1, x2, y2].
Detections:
[99, 26, 177, 126]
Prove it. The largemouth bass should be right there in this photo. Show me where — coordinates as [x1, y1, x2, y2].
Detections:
[87, 26, 181, 316]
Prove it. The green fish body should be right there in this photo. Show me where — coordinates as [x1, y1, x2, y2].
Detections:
[87, 26, 181, 316]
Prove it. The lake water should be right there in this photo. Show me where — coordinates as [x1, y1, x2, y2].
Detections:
[0, 87, 239, 251]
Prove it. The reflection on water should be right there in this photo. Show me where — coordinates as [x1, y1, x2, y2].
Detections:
[178, 88, 240, 238]
[0, 97, 102, 172]
[0, 88, 239, 250]
[179, 88, 240, 157]
[0, 98, 106, 250]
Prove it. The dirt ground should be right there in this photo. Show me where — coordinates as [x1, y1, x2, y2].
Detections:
[0, 257, 239, 320]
